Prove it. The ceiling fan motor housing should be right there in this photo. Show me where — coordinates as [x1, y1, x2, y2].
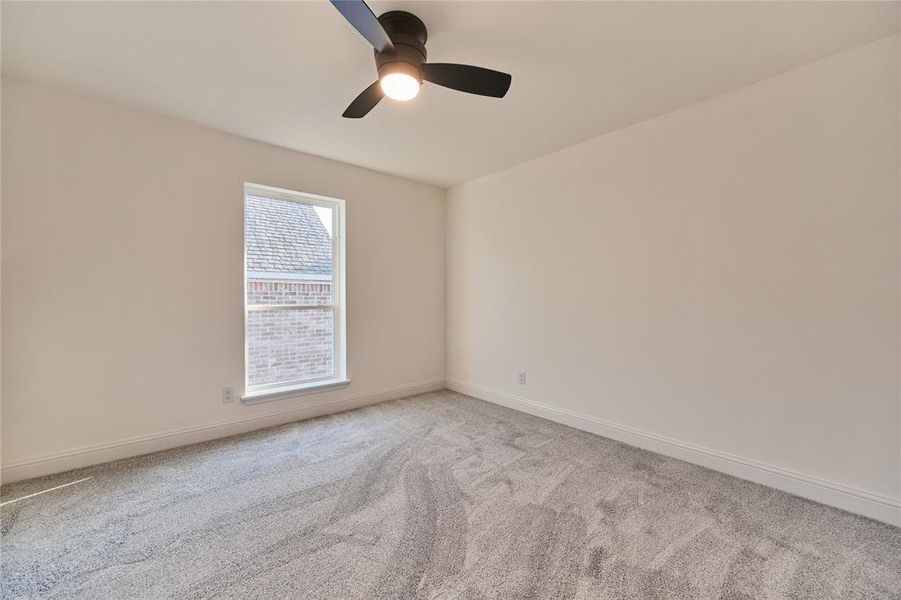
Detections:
[375, 11, 428, 83]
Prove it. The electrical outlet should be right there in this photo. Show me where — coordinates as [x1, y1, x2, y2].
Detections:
[518, 371, 526, 385]
[222, 387, 235, 404]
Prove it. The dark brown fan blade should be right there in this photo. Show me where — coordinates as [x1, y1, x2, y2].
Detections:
[330, 0, 395, 53]
[422, 63, 511, 98]
[342, 81, 384, 118]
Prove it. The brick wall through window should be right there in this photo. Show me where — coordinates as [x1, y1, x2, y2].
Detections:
[246, 279, 333, 386]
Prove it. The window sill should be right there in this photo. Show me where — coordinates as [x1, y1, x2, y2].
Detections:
[241, 378, 351, 405]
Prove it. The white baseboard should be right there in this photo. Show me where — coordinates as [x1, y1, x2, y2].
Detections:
[446, 378, 901, 527]
[0, 379, 445, 485]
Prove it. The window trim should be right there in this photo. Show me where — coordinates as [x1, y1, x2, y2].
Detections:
[241, 182, 347, 403]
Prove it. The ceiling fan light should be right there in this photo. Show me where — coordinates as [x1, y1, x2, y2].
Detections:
[380, 72, 420, 101]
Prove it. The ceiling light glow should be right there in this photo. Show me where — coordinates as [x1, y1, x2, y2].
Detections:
[381, 72, 420, 101]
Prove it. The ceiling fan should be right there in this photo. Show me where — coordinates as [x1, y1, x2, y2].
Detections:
[330, 0, 512, 118]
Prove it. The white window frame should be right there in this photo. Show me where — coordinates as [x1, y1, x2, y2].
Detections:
[242, 182, 348, 404]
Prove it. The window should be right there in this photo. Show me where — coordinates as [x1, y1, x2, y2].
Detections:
[243, 183, 346, 401]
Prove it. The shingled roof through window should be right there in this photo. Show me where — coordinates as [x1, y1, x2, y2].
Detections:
[245, 194, 333, 276]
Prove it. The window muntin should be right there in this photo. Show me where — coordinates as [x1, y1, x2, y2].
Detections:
[244, 183, 346, 397]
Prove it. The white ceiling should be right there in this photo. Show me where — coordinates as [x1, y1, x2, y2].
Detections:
[2, 1, 897, 188]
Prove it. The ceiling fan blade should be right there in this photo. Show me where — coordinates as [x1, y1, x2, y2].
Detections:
[422, 63, 512, 98]
[342, 81, 384, 118]
[330, 0, 395, 54]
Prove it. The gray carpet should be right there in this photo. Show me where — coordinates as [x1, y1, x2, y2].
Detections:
[1, 390, 899, 599]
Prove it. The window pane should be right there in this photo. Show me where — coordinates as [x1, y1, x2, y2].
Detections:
[245, 194, 333, 306]
[246, 308, 335, 387]
[244, 189, 340, 391]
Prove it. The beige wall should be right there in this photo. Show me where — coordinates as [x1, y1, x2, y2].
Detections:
[1, 79, 446, 481]
[897, 21, 901, 514]
[448, 36, 900, 521]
